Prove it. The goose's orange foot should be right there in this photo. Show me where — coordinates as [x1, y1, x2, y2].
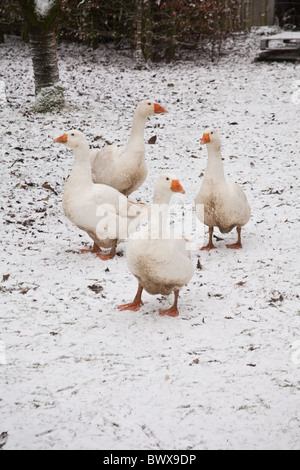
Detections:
[96, 252, 115, 260]
[226, 242, 242, 250]
[117, 300, 143, 312]
[80, 248, 101, 254]
[159, 306, 179, 317]
[200, 244, 217, 251]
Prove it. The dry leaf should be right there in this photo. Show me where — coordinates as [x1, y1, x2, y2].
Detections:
[197, 259, 202, 270]
[148, 135, 157, 144]
[87, 284, 103, 294]
[42, 182, 58, 195]
[0, 432, 8, 449]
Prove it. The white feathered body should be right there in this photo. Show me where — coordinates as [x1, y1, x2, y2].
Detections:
[126, 226, 194, 296]
[196, 177, 251, 234]
[195, 136, 251, 234]
[91, 142, 147, 196]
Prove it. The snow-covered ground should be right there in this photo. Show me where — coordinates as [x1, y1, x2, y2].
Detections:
[0, 30, 299, 450]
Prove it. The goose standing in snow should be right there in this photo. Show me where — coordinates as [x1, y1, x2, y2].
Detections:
[54, 130, 148, 260]
[91, 100, 167, 196]
[118, 174, 194, 317]
[195, 127, 251, 250]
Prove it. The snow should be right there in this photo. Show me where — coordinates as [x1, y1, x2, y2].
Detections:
[34, 0, 54, 18]
[32, 84, 65, 113]
[0, 80, 7, 105]
[0, 30, 299, 450]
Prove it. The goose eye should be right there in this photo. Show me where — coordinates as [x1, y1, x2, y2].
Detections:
[148, 102, 151, 105]
[71, 133, 75, 136]
[166, 177, 169, 181]
[211, 131, 214, 135]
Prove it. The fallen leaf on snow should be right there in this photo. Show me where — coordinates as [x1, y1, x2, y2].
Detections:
[197, 259, 202, 270]
[148, 135, 157, 144]
[87, 284, 103, 294]
[42, 182, 58, 195]
[0, 431, 8, 449]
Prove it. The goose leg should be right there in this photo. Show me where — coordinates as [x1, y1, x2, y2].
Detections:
[201, 227, 217, 251]
[118, 283, 144, 311]
[159, 290, 179, 317]
[80, 242, 101, 254]
[97, 240, 117, 260]
[226, 227, 242, 249]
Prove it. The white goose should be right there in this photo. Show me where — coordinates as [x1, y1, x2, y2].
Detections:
[195, 126, 251, 250]
[54, 130, 147, 260]
[91, 100, 167, 196]
[118, 174, 194, 317]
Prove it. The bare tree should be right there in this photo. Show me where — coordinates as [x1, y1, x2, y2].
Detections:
[134, 0, 145, 69]
[18, 0, 64, 112]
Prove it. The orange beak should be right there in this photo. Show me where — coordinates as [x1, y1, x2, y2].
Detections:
[154, 103, 167, 114]
[200, 133, 210, 145]
[54, 133, 68, 144]
[171, 179, 185, 194]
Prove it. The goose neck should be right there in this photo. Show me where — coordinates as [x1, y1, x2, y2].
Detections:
[152, 187, 173, 206]
[149, 199, 170, 239]
[205, 145, 225, 180]
[149, 185, 173, 231]
[128, 110, 147, 146]
[67, 143, 93, 186]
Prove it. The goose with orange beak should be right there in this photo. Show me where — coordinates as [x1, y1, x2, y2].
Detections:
[118, 173, 194, 317]
[195, 126, 251, 250]
[91, 99, 167, 196]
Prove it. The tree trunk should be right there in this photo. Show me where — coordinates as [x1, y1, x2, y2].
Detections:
[18, 0, 64, 112]
[134, 0, 145, 69]
[28, 26, 60, 95]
